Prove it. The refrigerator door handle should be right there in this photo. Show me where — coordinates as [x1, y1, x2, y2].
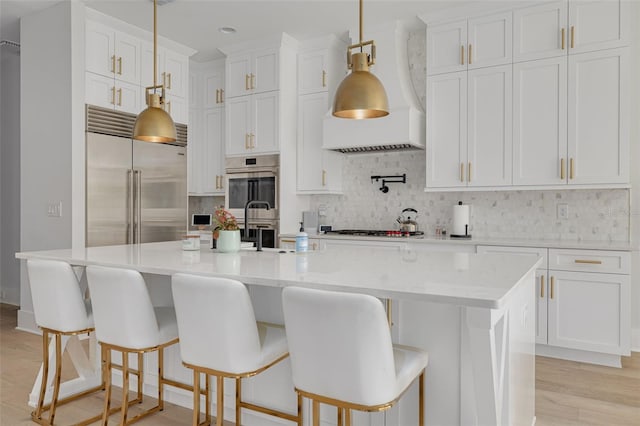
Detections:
[132, 170, 140, 244]
[136, 170, 142, 244]
[126, 169, 133, 244]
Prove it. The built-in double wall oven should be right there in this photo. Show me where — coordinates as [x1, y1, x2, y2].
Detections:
[225, 154, 279, 248]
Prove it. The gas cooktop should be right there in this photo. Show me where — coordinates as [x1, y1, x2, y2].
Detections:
[325, 229, 424, 237]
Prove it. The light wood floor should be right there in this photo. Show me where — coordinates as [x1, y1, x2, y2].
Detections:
[1, 303, 639, 425]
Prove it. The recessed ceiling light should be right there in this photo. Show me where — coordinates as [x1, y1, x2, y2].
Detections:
[219, 27, 237, 34]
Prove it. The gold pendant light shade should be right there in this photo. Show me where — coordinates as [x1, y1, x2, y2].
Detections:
[133, 0, 176, 142]
[133, 96, 177, 142]
[332, 52, 388, 119]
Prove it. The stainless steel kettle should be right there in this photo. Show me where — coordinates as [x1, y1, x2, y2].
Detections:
[397, 208, 418, 233]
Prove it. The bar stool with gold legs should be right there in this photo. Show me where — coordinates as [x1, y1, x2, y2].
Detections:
[27, 259, 108, 425]
[86, 265, 196, 425]
[171, 274, 301, 426]
[282, 287, 429, 426]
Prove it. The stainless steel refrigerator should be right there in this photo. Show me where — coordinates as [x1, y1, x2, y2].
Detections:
[86, 105, 187, 247]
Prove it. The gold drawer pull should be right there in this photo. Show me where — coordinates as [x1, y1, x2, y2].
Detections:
[550, 276, 555, 299]
[540, 275, 545, 298]
[574, 259, 602, 265]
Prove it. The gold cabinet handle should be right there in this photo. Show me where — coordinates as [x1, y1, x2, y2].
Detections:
[561, 28, 566, 50]
[220, 89, 224, 103]
[560, 158, 565, 180]
[110, 86, 116, 105]
[250, 133, 255, 149]
[569, 158, 574, 180]
[117, 88, 122, 106]
[117, 57, 122, 75]
[322, 170, 327, 186]
[550, 276, 555, 299]
[111, 55, 116, 73]
[167, 73, 172, 90]
[215, 175, 219, 189]
[322, 70, 327, 87]
[468, 44, 472, 65]
[215, 89, 220, 104]
[245, 133, 250, 149]
[245, 74, 250, 90]
[461, 45, 465, 65]
[570, 26, 575, 49]
[468, 162, 472, 183]
[574, 259, 602, 265]
[540, 275, 545, 298]
[220, 175, 224, 189]
[460, 163, 465, 182]
[250, 73, 255, 90]
[281, 239, 296, 243]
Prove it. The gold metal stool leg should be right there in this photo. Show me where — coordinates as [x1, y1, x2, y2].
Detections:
[312, 400, 320, 426]
[158, 346, 165, 411]
[297, 393, 303, 426]
[120, 351, 130, 424]
[101, 348, 112, 425]
[344, 408, 351, 426]
[33, 330, 51, 422]
[419, 371, 425, 426]
[216, 376, 224, 426]
[236, 378, 242, 425]
[193, 370, 201, 426]
[137, 352, 144, 402]
[337, 407, 343, 426]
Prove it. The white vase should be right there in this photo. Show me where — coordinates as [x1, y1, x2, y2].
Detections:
[216, 230, 241, 253]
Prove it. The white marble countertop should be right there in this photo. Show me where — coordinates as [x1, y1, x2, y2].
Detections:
[16, 241, 540, 309]
[280, 233, 634, 251]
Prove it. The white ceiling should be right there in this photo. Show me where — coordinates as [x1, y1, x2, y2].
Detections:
[1, 0, 484, 61]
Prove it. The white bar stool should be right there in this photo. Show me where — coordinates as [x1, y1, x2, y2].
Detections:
[282, 287, 429, 426]
[87, 265, 194, 425]
[27, 259, 105, 425]
[171, 273, 301, 426]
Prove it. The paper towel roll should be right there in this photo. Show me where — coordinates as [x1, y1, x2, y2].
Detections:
[452, 203, 470, 237]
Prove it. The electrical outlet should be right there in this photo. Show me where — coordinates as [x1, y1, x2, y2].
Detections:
[557, 203, 569, 220]
[47, 201, 62, 217]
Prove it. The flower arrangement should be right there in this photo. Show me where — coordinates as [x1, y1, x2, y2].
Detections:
[212, 208, 239, 240]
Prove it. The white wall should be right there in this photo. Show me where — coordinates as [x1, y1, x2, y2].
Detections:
[0, 21, 21, 305]
[18, 1, 85, 329]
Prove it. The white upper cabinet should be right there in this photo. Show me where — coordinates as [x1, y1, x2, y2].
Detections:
[86, 21, 141, 85]
[85, 72, 141, 114]
[513, 57, 567, 185]
[514, 1, 568, 62]
[226, 48, 279, 98]
[568, 0, 629, 54]
[427, 12, 511, 75]
[226, 92, 279, 156]
[568, 48, 629, 185]
[514, 0, 629, 62]
[141, 43, 189, 99]
[298, 50, 329, 95]
[203, 64, 225, 109]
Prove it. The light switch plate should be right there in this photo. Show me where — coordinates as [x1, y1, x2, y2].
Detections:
[557, 203, 569, 220]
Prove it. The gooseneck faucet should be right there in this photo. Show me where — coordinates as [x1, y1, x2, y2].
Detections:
[243, 200, 271, 251]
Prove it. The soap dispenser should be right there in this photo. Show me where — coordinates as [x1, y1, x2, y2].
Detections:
[295, 222, 308, 252]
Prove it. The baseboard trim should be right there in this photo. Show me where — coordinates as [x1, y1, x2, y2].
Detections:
[536, 344, 622, 368]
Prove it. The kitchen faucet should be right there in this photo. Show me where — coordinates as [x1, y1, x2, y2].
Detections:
[243, 200, 271, 251]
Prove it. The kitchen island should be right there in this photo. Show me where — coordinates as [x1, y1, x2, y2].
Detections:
[17, 241, 540, 426]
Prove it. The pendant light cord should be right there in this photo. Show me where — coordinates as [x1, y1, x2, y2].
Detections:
[359, 0, 363, 53]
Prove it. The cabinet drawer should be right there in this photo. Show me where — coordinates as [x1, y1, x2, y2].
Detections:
[548, 249, 629, 274]
[477, 245, 547, 269]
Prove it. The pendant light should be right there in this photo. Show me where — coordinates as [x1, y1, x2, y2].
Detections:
[332, 0, 389, 119]
[133, 0, 176, 142]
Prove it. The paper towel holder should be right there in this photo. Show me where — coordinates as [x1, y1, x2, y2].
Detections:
[371, 174, 406, 193]
[450, 201, 472, 239]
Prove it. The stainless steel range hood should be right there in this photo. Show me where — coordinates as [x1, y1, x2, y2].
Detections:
[323, 21, 425, 153]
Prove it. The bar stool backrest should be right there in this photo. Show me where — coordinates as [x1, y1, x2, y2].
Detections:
[282, 286, 397, 406]
[27, 259, 91, 333]
[86, 265, 159, 349]
[171, 274, 262, 374]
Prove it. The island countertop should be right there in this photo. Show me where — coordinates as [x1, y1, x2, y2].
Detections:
[17, 241, 540, 309]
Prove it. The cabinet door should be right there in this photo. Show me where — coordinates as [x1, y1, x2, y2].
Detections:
[513, 1, 567, 62]
[115, 80, 141, 115]
[85, 72, 116, 110]
[204, 67, 225, 109]
[467, 11, 512, 69]
[164, 50, 188, 98]
[140, 42, 164, 89]
[298, 49, 328, 95]
[252, 91, 279, 154]
[203, 108, 225, 194]
[253, 48, 279, 93]
[226, 96, 251, 156]
[297, 92, 327, 191]
[513, 57, 567, 185]
[164, 95, 187, 125]
[568, 0, 629, 54]
[427, 20, 467, 75]
[568, 48, 629, 185]
[426, 72, 467, 188]
[467, 65, 512, 187]
[548, 271, 630, 355]
[536, 271, 548, 344]
[114, 31, 140, 85]
[86, 21, 114, 78]
[226, 53, 252, 98]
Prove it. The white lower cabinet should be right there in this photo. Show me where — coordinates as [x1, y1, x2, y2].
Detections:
[477, 245, 630, 357]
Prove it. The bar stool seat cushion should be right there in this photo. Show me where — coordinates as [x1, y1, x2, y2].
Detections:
[392, 345, 429, 402]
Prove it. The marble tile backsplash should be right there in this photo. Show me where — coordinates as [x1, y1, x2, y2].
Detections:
[309, 151, 630, 242]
